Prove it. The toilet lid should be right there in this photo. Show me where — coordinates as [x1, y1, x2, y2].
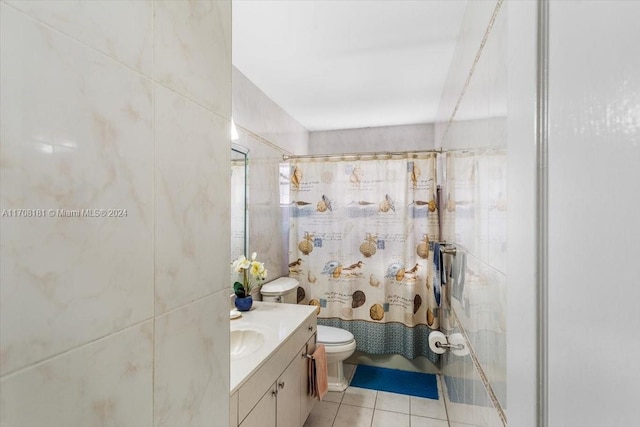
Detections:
[260, 277, 299, 294]
[317, 325, 354, 345]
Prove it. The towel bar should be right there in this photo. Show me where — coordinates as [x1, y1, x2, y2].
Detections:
[441, 246, 457, 256]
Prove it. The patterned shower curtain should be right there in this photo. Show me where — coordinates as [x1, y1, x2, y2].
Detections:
[288, 153, 441, 361]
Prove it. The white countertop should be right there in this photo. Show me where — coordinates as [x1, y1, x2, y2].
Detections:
[230, 302, 317, 394]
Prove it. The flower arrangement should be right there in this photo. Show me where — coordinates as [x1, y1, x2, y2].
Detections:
[232, 252, 268, 298]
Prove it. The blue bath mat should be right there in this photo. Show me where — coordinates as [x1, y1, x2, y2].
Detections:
[350, 365, 439, 399]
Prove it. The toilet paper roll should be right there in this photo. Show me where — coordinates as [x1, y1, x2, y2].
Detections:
[448, 333, 469, 356]
[428, 331, 447, 354]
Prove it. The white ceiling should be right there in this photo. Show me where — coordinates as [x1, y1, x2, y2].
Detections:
[232, 0, 468, 132]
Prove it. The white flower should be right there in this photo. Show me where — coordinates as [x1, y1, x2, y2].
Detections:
[233, 252, 268, 294]
[250, 261, 265, 278]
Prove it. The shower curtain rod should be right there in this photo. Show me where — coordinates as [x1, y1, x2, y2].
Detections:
[282, 148, 444, 161]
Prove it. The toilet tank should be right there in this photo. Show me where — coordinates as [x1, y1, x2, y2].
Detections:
[260, 277, 299, 304]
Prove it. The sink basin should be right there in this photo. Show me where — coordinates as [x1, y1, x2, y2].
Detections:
[230, 329, 265, 358]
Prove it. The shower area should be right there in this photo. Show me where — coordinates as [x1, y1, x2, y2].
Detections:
[282, 147, 507, 425]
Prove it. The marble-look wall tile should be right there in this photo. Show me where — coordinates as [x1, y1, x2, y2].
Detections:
[308, 124, 435, 155]
[5, 0, 153, 76]
[154, 85, 230, 314]
[0, 4, 153, 375]
[0, 321, 153, 427]
[154, 0, 231, 119]
[232, 67, 309, 155]
[154, 293, 229, 427]
[236, 132, 289, 283]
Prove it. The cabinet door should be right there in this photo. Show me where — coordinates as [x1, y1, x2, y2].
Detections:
[240, 384, 276, 427]
[300, 336, 317, 424]
[230, 392, 238, 427]
[276, 357, 301, 427]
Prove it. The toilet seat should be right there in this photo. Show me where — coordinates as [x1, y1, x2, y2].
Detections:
[317, 325, 354, 346]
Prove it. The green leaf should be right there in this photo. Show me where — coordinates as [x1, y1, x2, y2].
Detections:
[233, 282, 246, 298]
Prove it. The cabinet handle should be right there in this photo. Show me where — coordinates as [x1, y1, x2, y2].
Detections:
[271, 389, 278, 396]
[308, 326, 314, 332]
[278, 381, 285, 389]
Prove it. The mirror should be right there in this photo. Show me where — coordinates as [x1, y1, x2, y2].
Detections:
[230, 144, 248, 264]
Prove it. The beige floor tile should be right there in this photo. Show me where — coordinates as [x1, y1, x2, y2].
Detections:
[371, 409, 410, 427]
[303, 400, 339, 427]
[323, 390, 344, 404]
[341, 386, 377, 408]
[411, 415, 450, 427]
[411, 395, 447, 420]
[375, 391, 410, 414]
[332, 405, 374, 427]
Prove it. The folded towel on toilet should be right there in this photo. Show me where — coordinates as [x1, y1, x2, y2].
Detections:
[308, 344, 328, 400]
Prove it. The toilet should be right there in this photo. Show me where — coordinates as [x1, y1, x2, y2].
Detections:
[316, 325, 356, 392]
[260, 277, 299, 303]
[261, 277, 357, 392]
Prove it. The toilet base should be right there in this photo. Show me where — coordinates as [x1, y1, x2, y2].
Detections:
[326, 360, 350, 392]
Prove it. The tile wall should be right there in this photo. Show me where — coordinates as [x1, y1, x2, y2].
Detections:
[505, 1, 537, 426]
[232, 67, 309, 284]
[0, 1, 231, 426]
[434, 1, 507, 426]
[308, 123, 435, 155]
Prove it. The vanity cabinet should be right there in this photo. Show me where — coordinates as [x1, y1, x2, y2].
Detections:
[233, 313, 317, 427]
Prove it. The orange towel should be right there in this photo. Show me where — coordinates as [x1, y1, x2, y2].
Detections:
[310, 344, 329, 400]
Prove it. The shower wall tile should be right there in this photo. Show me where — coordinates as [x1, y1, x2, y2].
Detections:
[442, 351, 502, 427]
[308, 124, 435, 155]
[437, 0, 506, 425]
[154, 85, 231, 314]
[0, 4, 153, 375]
[154, 0, 231, 119]
[0, 321, 153, 427]
[232, 67, 309, 155]
[435, 0, 498, 138]
[154, 292, 229, 427]
[5, 0, 153, 76]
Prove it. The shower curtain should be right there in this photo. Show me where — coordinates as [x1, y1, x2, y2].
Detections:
[288, 153, 441, 361]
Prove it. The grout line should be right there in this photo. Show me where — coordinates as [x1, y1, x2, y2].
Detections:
[2, 1, 153, 81]
[438, 0, 505, 145]
[3, 1, 231, 127]
[449, 307, 507, 426]
[236, 123, 293, 156]
[438, 374, 452, 427]
[0, 317, 154, 379]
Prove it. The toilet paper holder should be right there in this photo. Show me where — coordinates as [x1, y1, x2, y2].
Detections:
[434, 341, 464, 351]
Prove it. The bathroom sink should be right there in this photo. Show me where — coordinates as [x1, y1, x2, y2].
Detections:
[230, 328, 265, 359]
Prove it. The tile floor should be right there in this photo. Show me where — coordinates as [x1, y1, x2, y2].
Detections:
[304, 364, 459, 427]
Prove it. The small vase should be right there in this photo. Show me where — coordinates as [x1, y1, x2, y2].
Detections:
[234, 295, 253, 312]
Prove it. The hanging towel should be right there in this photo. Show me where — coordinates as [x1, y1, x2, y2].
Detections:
[433, 243, 442, 306]
[450, 252, 467, 303]
[308, 344, 328, 400]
